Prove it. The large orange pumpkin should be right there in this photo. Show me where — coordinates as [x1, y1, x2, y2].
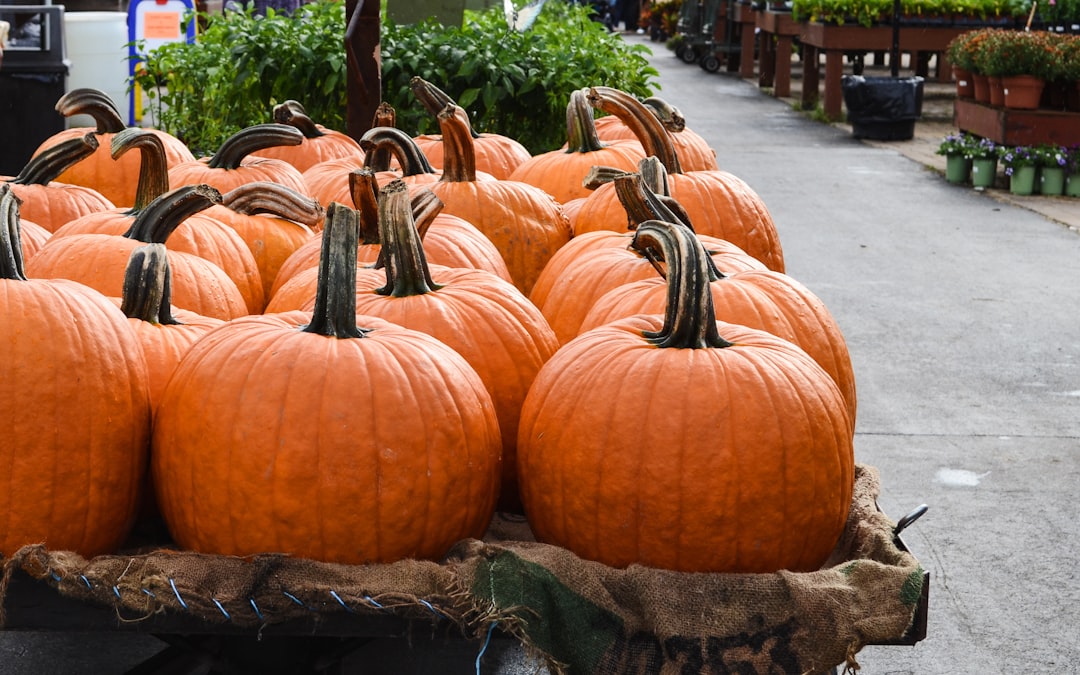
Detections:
[0, 183, 151, 557]
[168, 123, 310, 197]
[517, 219, 854, 574]
[593, 95, 719, 171]
[152, 202, 502, 564]
[31, 88, 195, 207]
[251, 100, 365, 173]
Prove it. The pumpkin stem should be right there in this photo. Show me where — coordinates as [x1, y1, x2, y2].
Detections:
[55, 88, 127, 134]
[435, 103, 478, 183]
[638, 156, 670, 196]
[360, 126, 437, 176]
[9, 133, 99, 186]
[206, 124, 304, 170]
[376, 179, 441, 298]
[273, 101, 328, 139]
[373, 101, 396, 129]
[634, 220, 731, 349]
[410, 188, 444, 240]
[123, 184, 223, 244]
[642, 97, 687, 133]
[564, 88, 609, 154]
[0, 184, 27, 281]
[111, 127, 170, 214]
[587, 86, 682, 175]
[222, 181, 325, 228]
[121, 243, 181, 325]
[582, 165, 628, 191]
[347, 169, 383, 246]
[410, 76, 481, 139]
[303, 201, 368, 339]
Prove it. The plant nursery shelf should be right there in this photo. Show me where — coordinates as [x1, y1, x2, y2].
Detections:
[954, 99, 1080, 146]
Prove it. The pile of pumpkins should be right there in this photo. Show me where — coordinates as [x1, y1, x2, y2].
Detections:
[1, 83, 855, 575]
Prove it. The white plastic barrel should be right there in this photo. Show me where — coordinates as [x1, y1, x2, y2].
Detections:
[63, 11, 129, 128]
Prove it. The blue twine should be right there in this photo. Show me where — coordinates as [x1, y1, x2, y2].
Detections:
[50, 572, 62, 582]
[282, 590, 309, 609]
[249, 598, 265, 621]
[212, 598, 231, 621]
[142, 588, 155, 598]
[169, 578, 188, 610]
[112, 585, 121, 600]
[419, 599, 443, 618]
[330, 590, 355, 613]
[80, 575, 92, 589]
[363, 595, 383, 609]
[475, 622, 497, 675]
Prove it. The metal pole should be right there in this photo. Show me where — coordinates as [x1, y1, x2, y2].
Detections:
[890, 0, 900, 78]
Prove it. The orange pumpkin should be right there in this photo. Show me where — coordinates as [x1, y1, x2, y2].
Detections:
[593, 95, 719, 171]
[409, 76, 532, 180]
[152, 202, 502, 563]
[168, 123, 310, 196]
[252, 100, 365, 173]
[517, 219, 854, 574]
[0, 183, 151, 557]
[4, 133, 115, 232]
[17, 217, 51, 262]
[31, 88, 195, 207]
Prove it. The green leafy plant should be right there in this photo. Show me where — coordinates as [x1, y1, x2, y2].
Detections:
[998, 144, 1038, 175]
[967, 136, 999, 159]
[1032, 144, 1070, 169]
[792, 0, 1032, 26]
[937, 132, 979, 156]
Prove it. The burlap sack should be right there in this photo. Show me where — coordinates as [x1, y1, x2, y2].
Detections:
[0, 464, 923, 675]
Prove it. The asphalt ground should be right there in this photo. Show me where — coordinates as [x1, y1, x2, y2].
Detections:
[2, 32, 1079, 675]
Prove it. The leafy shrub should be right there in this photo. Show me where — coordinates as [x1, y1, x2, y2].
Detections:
[134, 0, 659, 156]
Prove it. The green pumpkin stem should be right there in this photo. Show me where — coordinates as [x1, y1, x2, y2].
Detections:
[123, 184, 222, 243]
[111, 127, 170, 214]
[222, 181, 325, 228]
[588, 86, 682, 175]
[304, 201, 367, 339]
[9, 133, 99, 186]
[376, 179, 441, 298]
[634, 220, 731, 349]
[206, 124, 304, 169]
[360, 126, 437, 176]
[0, 185, 27, 281]
[410, 76, 481, 139]
[565, 88, 609, 154]
[435, 104, 477, 183]
[273, 101, 328, 139]
[121, 243, 180, 325]
[55, 88, 127, 134]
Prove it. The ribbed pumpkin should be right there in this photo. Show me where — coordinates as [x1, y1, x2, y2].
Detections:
[507, 88, 644, 204]
[151, 202, 502, 563]
[168, 123, 310, 197]
[31, 88, 196, 207]
[49, 128, 266, 314]
[409, 77, 532, 180]
[593, 95, 719, 171]
[574, 87, 785, 273]
[252, 100, 365, 172]
[17, 217, 51, 262]
[0, 183, 151, 557]
[27, 185, 249, 321]
[3, 134, 115, 232]
[428, 103, 570, 296]
[298, 180, 558, 511]
[207, 181, 322, 306]
[517, 219, 854, 574]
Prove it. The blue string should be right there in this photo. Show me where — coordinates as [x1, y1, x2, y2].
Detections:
[50, 572, 62, 582]
[330, 590, 355, 613]
[419, 599, 443, 618]
[142, 588, 156, 598]
[475, 623, 497, 675]
[282, 590, 308, 609]
[169, 578, 188, 609]
[80, 575, 92, 589]
[212, 598, 231, 621]
[112, 586, 121, 600]
[363, 595, 383, 609]
[249, 598, 265, 621]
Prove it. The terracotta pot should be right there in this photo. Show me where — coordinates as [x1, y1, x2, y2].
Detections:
[953, 66, 974, 98]
[972, 73, 991, 103]
[987, 76, 1005, 107]
[1001, 74, 1045, 110]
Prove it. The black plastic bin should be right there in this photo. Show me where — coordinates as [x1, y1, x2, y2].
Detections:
[0, 5, 68, 176]
[841, 75, 924, 141]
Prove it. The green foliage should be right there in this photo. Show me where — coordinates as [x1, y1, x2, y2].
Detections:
[133, 0, 659, 157]
[381, 1, 659, 153]
[792, 0, 1032, 27]
[133, 1, 348, 157]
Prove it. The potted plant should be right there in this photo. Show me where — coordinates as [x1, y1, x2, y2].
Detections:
[1035, 144, 1069, 196]
[968, 136, 999, 188]
[937, 132, 976, 184]
[999, 144, 1040, 194]
[1064, 145, 1080, 197]
[945, 31, 980, 98]
[974, 30, 1064, 109]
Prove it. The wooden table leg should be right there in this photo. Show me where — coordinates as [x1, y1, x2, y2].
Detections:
[759, 33, 776, 88]
[740, 21, 756, 78]
[823, 48, 844, 121]
[801, 45, 819, 110]
[775, 35, 793, 98]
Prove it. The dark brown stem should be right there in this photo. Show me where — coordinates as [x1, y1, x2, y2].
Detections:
[564, 88, 609, 154]
[222, 182, 325, 228]
[0, 184, 27, 281]
[303, 201, 367, 339]
[360, 126, 436, 175]
[633, 220, 731, 349]
[347, 169, 382, 246]
[375, 179, 440, 298]
[123, 184, 222, 244]
[410, 76, 481, 139]
[273, 101, 328, 139]
[373, 101, 396, 129]
[588, 86, 682, 174]
[207, 124, 304, 170]
[410, 188, 444, 240]
[55, 88, 127, 134]
[111, 127, 170, 213]
[121, 243, 180, 325]
[642, 97, 687, 133]
[435, 104, 477, 183]
[582, 165, 627, 191]
[9, 133, 99, 186]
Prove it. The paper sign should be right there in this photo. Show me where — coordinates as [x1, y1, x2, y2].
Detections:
[143, 11, 181, 39]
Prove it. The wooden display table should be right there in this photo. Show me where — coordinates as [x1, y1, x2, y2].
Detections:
[955, 98, 1080, 146]
[799, 23, 967, 120]
[756, 10, 801, 97]
[734, 2, 759, 79]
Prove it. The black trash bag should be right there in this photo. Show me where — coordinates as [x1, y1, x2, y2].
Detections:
[841, 75, 925, 141]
